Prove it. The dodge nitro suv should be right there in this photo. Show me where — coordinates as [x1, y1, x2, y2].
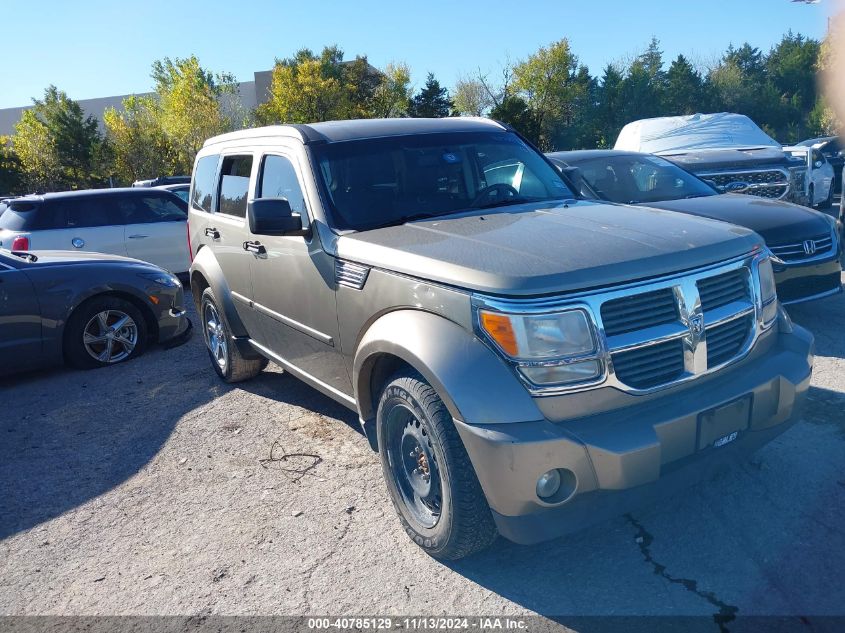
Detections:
[188, 118, 813, 559]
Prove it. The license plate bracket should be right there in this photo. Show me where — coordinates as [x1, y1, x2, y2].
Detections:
[697, 395, 752, 450]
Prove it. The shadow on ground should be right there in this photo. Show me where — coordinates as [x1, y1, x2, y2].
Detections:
[0, 342, 223, 540]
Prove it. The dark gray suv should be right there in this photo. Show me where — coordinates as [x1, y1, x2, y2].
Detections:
[188, 118, 813, 559]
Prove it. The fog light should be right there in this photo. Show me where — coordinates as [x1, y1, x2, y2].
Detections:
[536, 469, 562, 499]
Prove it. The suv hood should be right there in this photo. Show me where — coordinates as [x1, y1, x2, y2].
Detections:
[662, 147, 794, 171]
[642, 194, 834, 245]
[336, 200, 762, 296]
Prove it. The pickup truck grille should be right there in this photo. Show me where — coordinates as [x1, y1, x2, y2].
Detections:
[604, 265, 756, 392]
[769, 232, 834, 262]
[698, 168, 789, 199]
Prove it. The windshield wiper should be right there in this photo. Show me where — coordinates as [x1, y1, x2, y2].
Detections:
[11, 250, 38, 262]
[373, 211, 458, 230]
[472, 197, 535, 211]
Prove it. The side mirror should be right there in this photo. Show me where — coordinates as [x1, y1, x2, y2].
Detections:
[247, 198, 310, 237]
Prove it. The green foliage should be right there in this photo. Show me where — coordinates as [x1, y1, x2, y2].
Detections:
[12, 86, 105, 191]
[103, 95, 172, 185]
[452, 77, 493, 117]
[407, 73, 453, 118]
[0, 135, 23, 195]
[256, 46, 410, 124]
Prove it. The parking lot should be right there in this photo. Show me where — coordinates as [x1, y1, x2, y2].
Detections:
[1, 268, 843, 626]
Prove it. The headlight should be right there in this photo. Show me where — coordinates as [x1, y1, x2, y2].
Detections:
[757, 257, 778, 326]
[139, 272, 181, 288]
[479, 308, 601, 386]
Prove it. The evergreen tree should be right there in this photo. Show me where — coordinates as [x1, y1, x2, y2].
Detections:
[407, 73, 454, 118]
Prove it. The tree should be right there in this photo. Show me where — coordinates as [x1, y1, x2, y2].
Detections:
[369, 63, 412, 118]
[664, 54, 705, 115]
[407, 73, 454, 118]
[151, 56, 241, 174]
[766, 31, 821, 140]
[12, 86, 105, 192]
[594, 64, 626, 147]
[452, 76, 493, 116]
[103, 95, 172, 184]
[490, 96, 540, 145]
[0, 135, 23, 195]
[619, 39, 667, 124]
[510, 39, 580, 149]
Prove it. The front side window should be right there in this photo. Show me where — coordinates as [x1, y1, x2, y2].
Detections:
[573, 155, 717, 204]
[217, 155, 253, 218]
[258, 155, 307, 215]
[126, 196, 188, 223]
[312, 131, 574, 231]
[192, 154, 219, 212]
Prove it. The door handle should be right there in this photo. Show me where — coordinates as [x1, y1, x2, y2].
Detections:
[205, 227, 220, 239]
[243, 240, 266, 254]
[128, 234, 148, 239]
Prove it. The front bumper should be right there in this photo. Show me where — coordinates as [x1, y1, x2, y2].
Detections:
[774, 252, 842, 304]
[454, 323, 814, 545]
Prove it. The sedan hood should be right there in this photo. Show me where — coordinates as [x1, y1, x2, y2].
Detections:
[336, 200, 762, 296]
[644, 194, 834, 245]
[8, 249, 156, 269]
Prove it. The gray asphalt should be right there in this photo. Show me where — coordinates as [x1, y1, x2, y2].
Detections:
[1, 271, 843, 628]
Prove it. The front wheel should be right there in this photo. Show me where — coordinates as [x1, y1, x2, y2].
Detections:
[65, 297, 148, 369]
[376, 370, 497, 559]
[819, 184, 834, 209]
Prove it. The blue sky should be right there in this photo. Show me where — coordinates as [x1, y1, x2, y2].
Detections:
[0, 0, 834, 109]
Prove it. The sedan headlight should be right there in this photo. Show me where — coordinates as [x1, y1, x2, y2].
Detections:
[757, 257, 778, 326]
[478, 308, 602, 386]
[139, 272, 181, 288]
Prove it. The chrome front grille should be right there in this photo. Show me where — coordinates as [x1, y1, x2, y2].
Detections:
[769, 233, 834, 262]
[473, 253, 770, 396]
[699, 168, 790, 199]
[612, 339, 685, 389]
[706, 316, 753, 367]
[697, 269, 749, 310]
[601, 288, 678, 336]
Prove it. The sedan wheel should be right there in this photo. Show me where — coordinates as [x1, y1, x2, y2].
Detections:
[82, 309, 139, 363]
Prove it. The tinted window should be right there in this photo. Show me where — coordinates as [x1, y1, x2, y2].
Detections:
[313, 131, 573, 231]
[63, 197, 126, 228]
[218, 155, 252, 218]
[258, 155, 307, 215]
[192, 155, 219, 212]
[0, 202, 42, 230]
[126, 195, 188, 223]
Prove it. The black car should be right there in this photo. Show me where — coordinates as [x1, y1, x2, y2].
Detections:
[548, 149, 842, 305]
[798, 136, 843, 195]
[0, 248, 190, 376]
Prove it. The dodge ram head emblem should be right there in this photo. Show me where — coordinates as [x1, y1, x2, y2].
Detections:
[803, 239, 817, 255]
[689, 314, 705, 337]
[724, 181, 749, 193]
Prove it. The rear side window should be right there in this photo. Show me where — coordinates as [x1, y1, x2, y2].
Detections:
[218, 155, 253, 218]
[126, 195, 188, 223]
[258, 154, 307, 216]
[0, 202, 43, 231]
[192, 155, 219, 212]
[63, 198, 126, 228]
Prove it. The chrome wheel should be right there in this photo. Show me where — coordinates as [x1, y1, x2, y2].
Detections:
[203, 302, 228, 371]
[83, 310, 138, 363]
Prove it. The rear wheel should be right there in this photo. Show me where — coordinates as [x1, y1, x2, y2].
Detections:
[377, 370, 497, 559]
[200, 287, 267, 382]
[819, 184, 833, 209]
[808, 184, 816, 208]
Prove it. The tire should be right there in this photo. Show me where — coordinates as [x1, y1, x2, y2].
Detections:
[819, 184, 833, 209]
[65, 296, 148, 369]
[200, 287, 267, 383]
[376, 370, 497, 559]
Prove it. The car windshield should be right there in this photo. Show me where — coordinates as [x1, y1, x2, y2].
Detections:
[312, 131, 574, 231]
[569, 154, 718, 204]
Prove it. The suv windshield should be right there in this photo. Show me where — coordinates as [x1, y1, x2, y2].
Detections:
[312, 131, 574, 231]
[570, 154, 718, 204]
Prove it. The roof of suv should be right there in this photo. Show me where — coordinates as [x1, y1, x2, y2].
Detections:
[203, 117, 508, 147]
[12, 187, 179, 203]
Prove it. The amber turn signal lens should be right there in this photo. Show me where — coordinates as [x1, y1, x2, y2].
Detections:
[480, 311, 518, 356]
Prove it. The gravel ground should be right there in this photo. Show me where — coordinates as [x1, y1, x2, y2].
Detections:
[1, 270, 843, 627]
